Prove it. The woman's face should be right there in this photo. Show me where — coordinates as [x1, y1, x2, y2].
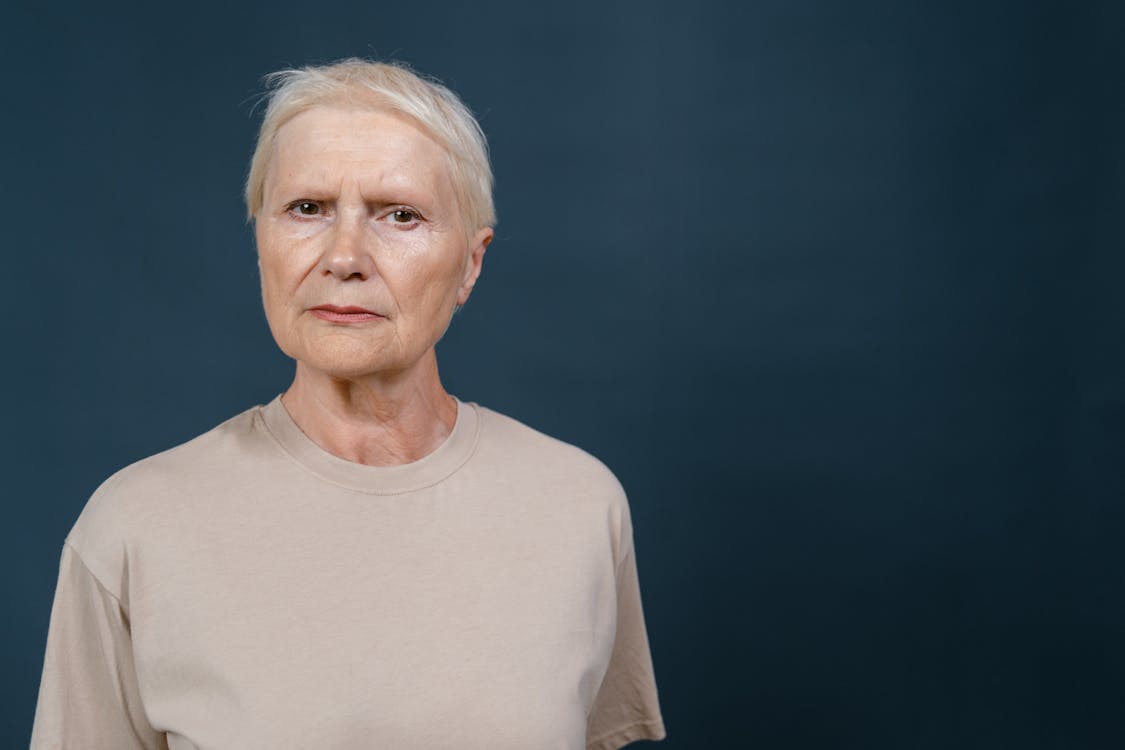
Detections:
[255, 107, 491, 380]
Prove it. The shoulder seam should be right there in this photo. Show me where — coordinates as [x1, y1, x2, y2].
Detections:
[63, 540, 127, 609]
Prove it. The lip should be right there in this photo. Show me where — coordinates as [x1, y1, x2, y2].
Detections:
[309, 304, 384, 323]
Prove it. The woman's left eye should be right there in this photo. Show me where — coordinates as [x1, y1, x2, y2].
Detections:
[390, 209, 421, 224]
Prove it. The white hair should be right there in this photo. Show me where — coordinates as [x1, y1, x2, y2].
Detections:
[244, 58, 496, 232]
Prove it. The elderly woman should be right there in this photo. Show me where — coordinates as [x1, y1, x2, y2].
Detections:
[30, 59, 665, 749]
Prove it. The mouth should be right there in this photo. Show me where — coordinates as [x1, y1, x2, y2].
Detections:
[308, 304, 385, 324]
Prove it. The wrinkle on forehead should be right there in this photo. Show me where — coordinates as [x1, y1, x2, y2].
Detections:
[263, 107, 457, 212]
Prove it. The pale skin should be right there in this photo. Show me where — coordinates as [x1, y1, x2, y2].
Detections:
[255, 106, 493, 466]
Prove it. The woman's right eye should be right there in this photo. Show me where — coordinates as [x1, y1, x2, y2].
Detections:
[288, 201, 321, 216]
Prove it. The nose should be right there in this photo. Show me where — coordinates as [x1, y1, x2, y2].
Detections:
[319, 217, 377, 281]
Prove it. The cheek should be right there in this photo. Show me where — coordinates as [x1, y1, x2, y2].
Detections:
[399, 246, 465, 300]
[257, 243, 302, 305]
[403, 267, 458, 325]
[257, 255, 278, 304]
[257, 261, 298, 334]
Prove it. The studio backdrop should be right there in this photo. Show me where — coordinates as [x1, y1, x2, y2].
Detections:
[5, 1, 1124, 747]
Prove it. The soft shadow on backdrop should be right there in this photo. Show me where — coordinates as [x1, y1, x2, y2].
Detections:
[5, 1, 1124, 747]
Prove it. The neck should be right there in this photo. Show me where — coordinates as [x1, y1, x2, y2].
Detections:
[280, 351, 458, 467]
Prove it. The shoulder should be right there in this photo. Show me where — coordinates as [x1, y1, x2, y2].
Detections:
[81, 403, 263, 513]
[471, 403, 628, 502]
[65, 402, 267, 591]
[469, 403, 637, 565]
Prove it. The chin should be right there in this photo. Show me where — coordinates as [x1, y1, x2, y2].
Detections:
[300, 354, 391, 379]
[291, 340, 405, 380]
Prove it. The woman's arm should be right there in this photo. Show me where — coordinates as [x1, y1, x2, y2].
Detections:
[30, 542, 166, 750]
[585, 504, 667, 750]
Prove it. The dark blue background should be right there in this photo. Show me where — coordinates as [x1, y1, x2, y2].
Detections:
[6, 1, 1124, 747]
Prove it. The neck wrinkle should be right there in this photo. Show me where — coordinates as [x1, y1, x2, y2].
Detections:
[282, 355, 457, 467]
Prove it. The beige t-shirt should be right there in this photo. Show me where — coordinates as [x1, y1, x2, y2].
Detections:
[30, 396, 666, 750]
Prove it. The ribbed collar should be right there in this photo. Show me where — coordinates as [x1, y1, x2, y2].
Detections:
[257, 394, 480, 495]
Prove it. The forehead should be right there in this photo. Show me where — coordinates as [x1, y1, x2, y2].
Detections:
[267, 106, 453, 197]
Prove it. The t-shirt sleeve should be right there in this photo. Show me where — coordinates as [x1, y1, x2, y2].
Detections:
[30, 541, 167, 750]
[585, 515, 667, 750]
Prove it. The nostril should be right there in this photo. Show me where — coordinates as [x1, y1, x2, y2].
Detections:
[327, 269, 367, 281]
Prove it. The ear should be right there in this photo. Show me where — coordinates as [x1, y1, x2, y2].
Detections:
[457, 227, 492, 305]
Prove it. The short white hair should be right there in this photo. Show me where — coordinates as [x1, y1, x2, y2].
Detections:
[244, 58, 496, 232]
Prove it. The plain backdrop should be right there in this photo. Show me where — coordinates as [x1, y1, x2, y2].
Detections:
[5, 1, 1124, 747]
